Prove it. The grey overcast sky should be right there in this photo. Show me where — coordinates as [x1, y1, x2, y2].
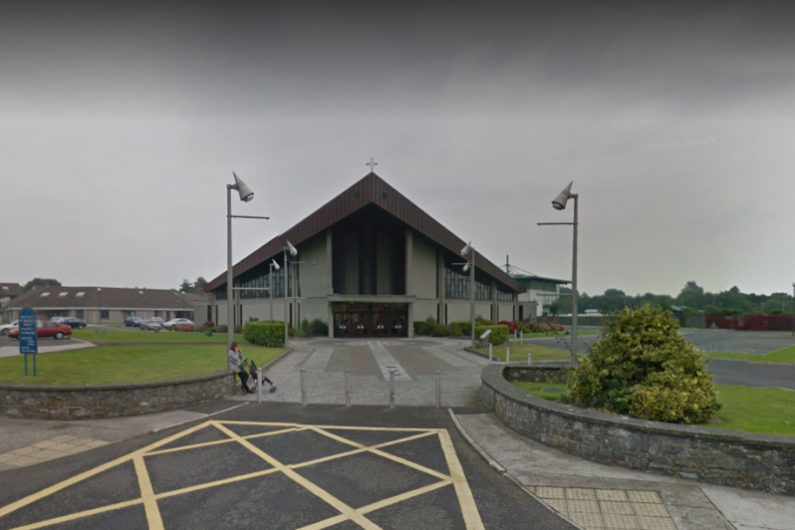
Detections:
[2, 2, 794, 297]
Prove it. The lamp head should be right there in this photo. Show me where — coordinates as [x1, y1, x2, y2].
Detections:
[462, 262, 470, 273]
[552, 181, 574, 210]
[232, 172, 254, 202]
[271, 259, 280, 271]
[286, 240, 298, 257]
[460, 241, 472, 257]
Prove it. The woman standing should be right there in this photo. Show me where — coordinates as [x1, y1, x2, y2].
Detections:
[228, 341, 253, 394]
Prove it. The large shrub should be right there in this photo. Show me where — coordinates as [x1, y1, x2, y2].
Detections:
[295, 318, 329, 338]
[449, 320, 471, 336]
[474, 325, 509, 345]
[567, 305, 720, 424]
[244, 321, 285, 347]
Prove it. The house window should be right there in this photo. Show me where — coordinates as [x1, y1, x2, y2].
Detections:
[40, 292, 50, 297]
[58, 292, 68, 297]
[76, 292, 85, 297]
[76, 310, 84, 319]
[100, 310, 110, 320]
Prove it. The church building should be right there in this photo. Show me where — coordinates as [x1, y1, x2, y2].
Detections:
[198, 172, 527, 338]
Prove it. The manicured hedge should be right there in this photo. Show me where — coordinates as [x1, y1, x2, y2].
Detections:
[474, 325, 510, 345]
[244, 321, 285, 347]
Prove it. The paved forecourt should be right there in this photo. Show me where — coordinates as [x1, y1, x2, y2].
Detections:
[247, 338, 487, 407]
[0, 404, 576, 530]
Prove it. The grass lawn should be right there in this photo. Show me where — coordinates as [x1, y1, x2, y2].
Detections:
[511, 381, 795, 436]
[72, 329, 244, 343]
[0, 344, 284, 385]
[706, 344, 795, 363]
[515, 330, 600, 339]
[476, 342, 576, 362]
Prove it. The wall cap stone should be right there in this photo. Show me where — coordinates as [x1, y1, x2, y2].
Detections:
[0, 370, 233, 392]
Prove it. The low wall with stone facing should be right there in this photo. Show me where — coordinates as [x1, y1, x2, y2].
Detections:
[482, 363, 795, 495]
[0, 371, 236, 420]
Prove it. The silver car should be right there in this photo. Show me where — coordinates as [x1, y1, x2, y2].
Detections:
[140, 319, 163, 331]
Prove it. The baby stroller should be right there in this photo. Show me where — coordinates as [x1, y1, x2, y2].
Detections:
[245, 359, 277, 393]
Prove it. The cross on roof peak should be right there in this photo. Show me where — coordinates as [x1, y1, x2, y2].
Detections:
[366, 157, 378, 172]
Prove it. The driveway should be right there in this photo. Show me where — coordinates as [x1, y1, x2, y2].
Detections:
[242, 338, 487, 408]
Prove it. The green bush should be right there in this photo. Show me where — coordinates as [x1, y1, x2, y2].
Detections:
[295, 318, 329, 338]
[567, 305, 720, 424]
[233, 325, 243, 334]
[414, 317, 437, 336]
[243, 321, 285, 347]
[450, 320, 471, 336]
[202, 326, 216, 333]
[217, 324, 228, 333]
[475, 316, 495, 326]
[474, 325, 509, 345]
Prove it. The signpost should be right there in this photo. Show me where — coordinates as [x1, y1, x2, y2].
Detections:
[19, 306, 38, 376]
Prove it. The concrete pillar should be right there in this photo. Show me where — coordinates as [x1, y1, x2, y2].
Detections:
[408, 303, 414, 338]
[405, 228, 413, 296]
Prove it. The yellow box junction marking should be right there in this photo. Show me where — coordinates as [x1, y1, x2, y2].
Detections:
[0, 420, 484, 530]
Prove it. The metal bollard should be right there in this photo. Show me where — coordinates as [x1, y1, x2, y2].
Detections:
[256, 365, 262, 403]
[389, 370, 395, 409]
[514, 329, 517, 342]
[435, 370, 441, 408]
[95, 329, 98, 336]
[527, 353, 532, 366]
[506, 346, 510, 364]
[103, 330, 106, 337]
[488, 343, 493, 362]
[301, 368, 307, 406]
[520, 330, 523, 344]
[345, 368, 351, 407]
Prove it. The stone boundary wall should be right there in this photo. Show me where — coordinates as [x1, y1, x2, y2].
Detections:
[0, 371, 235, 420]
[482, 363, 795, 495]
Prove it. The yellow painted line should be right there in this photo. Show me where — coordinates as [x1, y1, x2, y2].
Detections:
[0, 420, 212, 520]
[310, 427, 451, 481]
[211, 421, 383, 530]
[144, 426, 301, 456]
[3, 499, 144, 530]
[134, 456, 164, 530]
[214, 420, 298, 427]
[154, 468, 281, 500]
[302, 424, 436, 433]
[297, 480, 453, 530]
[290, 431, 438, 470]
[438, 430, 485, 530]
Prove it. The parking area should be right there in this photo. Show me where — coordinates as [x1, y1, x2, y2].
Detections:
[0, 404, 576, 530]
[529, 329, 795, 355]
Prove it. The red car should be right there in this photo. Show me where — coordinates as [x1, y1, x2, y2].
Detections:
[9, 322, 72, 340]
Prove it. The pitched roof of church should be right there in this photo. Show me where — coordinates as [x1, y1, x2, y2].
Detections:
[206, 172, 525, 293]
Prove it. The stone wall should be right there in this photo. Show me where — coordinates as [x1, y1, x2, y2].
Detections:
[1, 371, 235, 420]
[482, 364, 795, 495]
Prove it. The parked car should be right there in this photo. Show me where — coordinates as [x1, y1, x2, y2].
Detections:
[163, 318, 194, 330]
[50, 316, 66, 323]
[124, 316, 143, 327]
[61, 317, 87, 329]
[0, 321, 19, 335]
[9, 321, 72, 340]
[151, 317, 166, 326]
[140, 319, 163, 331]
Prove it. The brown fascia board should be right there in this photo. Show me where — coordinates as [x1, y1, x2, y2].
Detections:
[206, 173, 525, 294]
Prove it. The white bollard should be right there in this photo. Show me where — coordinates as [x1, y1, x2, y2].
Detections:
[301, 368, 307, 406]
[345, 368, 351, 407]
[527, 353, 532, 366]
[435, 370, 441, 408]
[520, 330, 523, 344]
[257, 365, 262, 403]
[514, 329, 518, 342]
[506, 346, 511, 364]
[488, 343, 493, 362]
[389, 370, 396, 409]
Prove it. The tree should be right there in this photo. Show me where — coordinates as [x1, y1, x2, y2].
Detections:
[179, 279, 194, 293]
[677, 281, 706, 310]
[194, 276, 208, 292]
[23, 278, 61, 292]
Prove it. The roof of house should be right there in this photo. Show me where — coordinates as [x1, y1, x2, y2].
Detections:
[3, 287, 203, 311]
[511, 274, 570, 285]
[206, 172, 525, 293]
[0, 283, 23, 297]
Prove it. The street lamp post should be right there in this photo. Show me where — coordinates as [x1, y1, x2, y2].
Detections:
[792, 283, 795, 337]
[283, 241, 298, 344]
[97, 288, 102, 325]
[458, 242, 476, 349]
[538, 181, 579, 363]
[269, 259, 280, 321]
[226, 173, 256, 350]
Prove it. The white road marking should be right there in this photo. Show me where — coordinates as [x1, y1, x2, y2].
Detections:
[367, 341, 412, 381]
[423, 346, 478, 368]
[302, 347, 334, 371]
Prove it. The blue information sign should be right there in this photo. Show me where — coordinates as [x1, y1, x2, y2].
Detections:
[19, 306, 38, 376]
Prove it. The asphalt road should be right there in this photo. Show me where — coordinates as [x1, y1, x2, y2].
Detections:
[0, 404, 576, 530]
[707, 360, 795, 390]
